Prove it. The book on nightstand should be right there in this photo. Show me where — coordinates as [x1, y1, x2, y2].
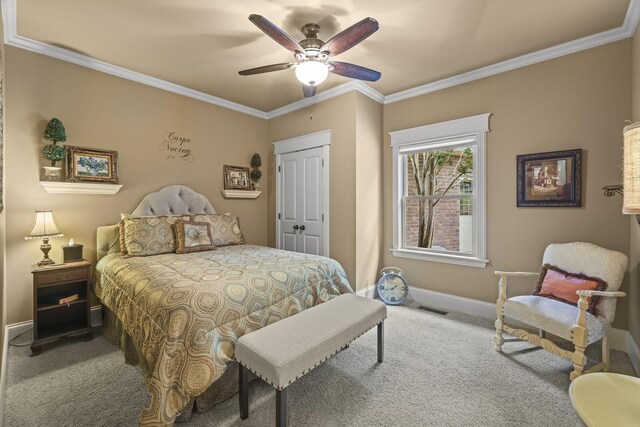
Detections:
[58, 294, 79, 305]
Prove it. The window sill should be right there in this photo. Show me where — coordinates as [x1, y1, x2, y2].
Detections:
[390, 248, 488, 268]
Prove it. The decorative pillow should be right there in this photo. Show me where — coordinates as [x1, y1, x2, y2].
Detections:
[533, 264, 608, 316]
[174, 220, 217, 254]
[119, 221, 128, 255]
[122, 215, 190, 256]
[191, 214, 245, 246]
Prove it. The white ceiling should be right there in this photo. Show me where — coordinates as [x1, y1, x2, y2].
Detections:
[15, 0, 632, 112]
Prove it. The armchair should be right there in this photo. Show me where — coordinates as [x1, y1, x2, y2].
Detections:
[494, 242, 628, 380]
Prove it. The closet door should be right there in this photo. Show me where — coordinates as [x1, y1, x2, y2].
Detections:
[277, 146, 327, 256]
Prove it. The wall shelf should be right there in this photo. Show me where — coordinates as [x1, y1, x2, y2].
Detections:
[221, 190, 261, 199]
[40, 181, 123, 195]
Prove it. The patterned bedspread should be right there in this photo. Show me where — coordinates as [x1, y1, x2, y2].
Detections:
[95, 244, 353, 426]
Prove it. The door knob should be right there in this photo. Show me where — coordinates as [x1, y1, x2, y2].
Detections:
[293, 225, 299, 230]
[299, 225, 305, 231]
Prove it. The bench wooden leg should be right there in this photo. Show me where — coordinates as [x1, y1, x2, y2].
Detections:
[276, 388, 287, 427]
[377, 321, 384, 363]
[239, 364, 249, 420]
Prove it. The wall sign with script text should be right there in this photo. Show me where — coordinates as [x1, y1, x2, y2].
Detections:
[161, 132, 194, 162]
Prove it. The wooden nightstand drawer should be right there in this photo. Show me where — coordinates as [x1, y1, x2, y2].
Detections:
[35, 267, 88, 286]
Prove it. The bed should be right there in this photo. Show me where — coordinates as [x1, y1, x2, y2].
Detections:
[94, 185, 353, 426]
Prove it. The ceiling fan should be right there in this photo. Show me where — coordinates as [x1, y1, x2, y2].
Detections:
[239, 14, 381, 98]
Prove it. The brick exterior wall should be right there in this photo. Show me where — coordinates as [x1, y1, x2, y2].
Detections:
[405, 158, 466, 251]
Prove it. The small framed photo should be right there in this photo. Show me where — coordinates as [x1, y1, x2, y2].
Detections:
[223, 165, 251, 190]
[517, 149, 581, 207]
[66, 146, 119, 184]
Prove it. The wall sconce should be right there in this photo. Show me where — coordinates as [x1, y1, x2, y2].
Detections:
[603, 121, 640, 224]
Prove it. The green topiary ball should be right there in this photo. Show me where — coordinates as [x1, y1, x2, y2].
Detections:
[42, 144, 66, 165]
[250, 168, 262, 182]
[251, 153, 262, 168]
[43, 118, 67, 144]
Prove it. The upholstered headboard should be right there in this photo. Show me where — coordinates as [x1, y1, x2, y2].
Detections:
[96, 185, 216, 262]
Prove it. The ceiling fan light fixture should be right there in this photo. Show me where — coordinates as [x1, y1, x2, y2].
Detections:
[295, 61, 328, 86]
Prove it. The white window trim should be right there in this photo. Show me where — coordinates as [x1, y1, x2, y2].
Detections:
[389, 113, 490, 268]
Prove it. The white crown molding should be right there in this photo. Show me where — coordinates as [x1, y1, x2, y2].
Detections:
[0, 0, 268, 119]
[265, 80, 384, 119]
[385, 0, 640, 104]
[2, 0, 639, 117]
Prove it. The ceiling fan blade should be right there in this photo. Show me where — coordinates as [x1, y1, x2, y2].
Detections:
[238, 63, 295, 76]
[320, 17, 379, 57]
[329, 61, 381, 82]
[249, 14, 305, 54]
[303, 85, 317, 98]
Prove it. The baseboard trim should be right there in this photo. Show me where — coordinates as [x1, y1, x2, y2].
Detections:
[0, 325, 8, 427]
[0, 305, 103, 419]
[358, 285, 636, 360]
[356, 285, 376, 298]
[625, 332, 640, 375]
[407, 286, 496, 320]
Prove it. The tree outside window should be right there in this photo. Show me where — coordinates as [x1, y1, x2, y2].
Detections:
[404, 147, 473, 251]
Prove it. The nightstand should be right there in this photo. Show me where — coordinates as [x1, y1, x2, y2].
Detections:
[31, 260, 93, 356]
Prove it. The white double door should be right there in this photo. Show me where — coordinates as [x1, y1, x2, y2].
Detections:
[277, 146, 327, 256]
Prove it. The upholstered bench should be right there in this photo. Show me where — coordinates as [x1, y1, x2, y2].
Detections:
[235, 293, 387, 427]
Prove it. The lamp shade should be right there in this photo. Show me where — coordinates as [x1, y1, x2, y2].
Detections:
[25, 210, 63, 240]
[624, 122, 640, 214]
[295, 61, 329, 86]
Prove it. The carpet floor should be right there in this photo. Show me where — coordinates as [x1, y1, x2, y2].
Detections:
[3, 305, 637, 426]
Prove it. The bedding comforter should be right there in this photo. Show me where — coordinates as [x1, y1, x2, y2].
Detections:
[95, 244, 353, 426]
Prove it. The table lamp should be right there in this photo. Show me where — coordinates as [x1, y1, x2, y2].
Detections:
[25, 210, 63, 266]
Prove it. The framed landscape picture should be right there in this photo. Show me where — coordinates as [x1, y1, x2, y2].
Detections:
[223, 165, 251, 190]
[66, 146, 119, 184]
[516, 149, 581, 207]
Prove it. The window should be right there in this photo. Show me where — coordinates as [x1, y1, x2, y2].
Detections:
[390, 114, 490, 267]
[459, 181, 472, 216]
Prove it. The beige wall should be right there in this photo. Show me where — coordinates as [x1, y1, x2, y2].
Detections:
[382, 40, 632, 329]
[268, 93, 358, 288]
[355, 93, 383, 289]
[0, 2, 5, 370]
[629, 27, 640, 345]
[267, 92, 383, 292]
[4, 46, 269, 324]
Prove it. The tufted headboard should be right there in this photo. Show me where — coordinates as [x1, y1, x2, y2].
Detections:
[96, 185, 216, 262]
[130, 185, 216, 216]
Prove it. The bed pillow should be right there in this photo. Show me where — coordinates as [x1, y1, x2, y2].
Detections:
[191, 214, 245, 246]
[533, 264, 608, 316]
[119, 221, 128, 255]
[174, 220, 217, 254]
[118, 213, 190, 255]
[122, 215, 190, 256]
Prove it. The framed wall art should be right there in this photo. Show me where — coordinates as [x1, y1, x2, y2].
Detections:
[516, 149, 581, 207]
[223, 165, 251, 190]
[66, 146, 119, 184]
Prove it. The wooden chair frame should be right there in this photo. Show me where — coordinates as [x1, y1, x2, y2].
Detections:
[494, 271, 626, 380]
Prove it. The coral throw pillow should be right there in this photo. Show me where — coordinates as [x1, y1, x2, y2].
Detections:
[533, 264, 608, 316]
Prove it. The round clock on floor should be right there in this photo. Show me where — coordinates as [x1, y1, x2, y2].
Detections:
[376, 267, 408, 305]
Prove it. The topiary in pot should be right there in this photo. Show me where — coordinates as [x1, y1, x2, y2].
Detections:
[250, 153, 262, 190]
[42, 118, 67, 166]
[41, 144, 66, 165]
[250, 168, 262, 181]
[251, 153, 262, 168]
